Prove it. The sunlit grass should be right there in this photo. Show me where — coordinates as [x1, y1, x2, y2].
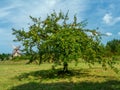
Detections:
[0, 60, 120, 90]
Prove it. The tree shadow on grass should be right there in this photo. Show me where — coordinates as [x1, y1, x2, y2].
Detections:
[14, 68, 116, 81]
[9, 68, 120, 90]
[15, 68, 91, 80]
[9, 80, 120, 90]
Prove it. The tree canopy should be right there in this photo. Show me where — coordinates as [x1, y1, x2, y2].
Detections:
[106, 39, 120, 56]
[12, 11, 116, 71]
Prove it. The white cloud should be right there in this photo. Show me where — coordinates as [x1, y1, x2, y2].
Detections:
[103, 13, 112, 25]
[114, 17, 120, 23]
[0, 0, 87, 28]
[103, 13, 120, 25]
[0, 28, 13, 40]
[118, 32, 120, 35]
[45, 0, 56, 7]
[0, 0, 88, 29]
[0, 10, 10, 18]
[0, 3, 22, 18]
[106, 32, 112, 36]
[0, 7, 11, 18]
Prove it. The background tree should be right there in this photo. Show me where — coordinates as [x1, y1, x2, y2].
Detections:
[0, 53, 11, 61]
[106, 39, 120, 56]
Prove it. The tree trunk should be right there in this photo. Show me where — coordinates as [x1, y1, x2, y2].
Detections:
[39, 54, 42, 65]
[63, 62, 68, 72]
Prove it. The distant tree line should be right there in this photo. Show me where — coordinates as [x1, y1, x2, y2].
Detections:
[105, 39, 120, 57]
[0, 53, 11, 61]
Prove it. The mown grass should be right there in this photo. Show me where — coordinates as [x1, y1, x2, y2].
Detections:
[0, 60, 120, 90]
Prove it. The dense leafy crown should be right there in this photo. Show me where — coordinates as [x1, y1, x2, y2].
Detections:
[13, 11, 115, 70]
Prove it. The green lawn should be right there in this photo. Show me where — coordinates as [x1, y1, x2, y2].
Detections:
[0, 60, 120, 90]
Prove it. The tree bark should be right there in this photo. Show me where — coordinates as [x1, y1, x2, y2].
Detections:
[39, 54, 42, 65]
[63, 62, 68, 72]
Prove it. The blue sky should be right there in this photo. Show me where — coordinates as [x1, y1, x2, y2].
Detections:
[0, 0, 120, 53]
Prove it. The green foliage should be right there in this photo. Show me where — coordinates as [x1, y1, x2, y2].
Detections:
[12, 54, 30, 61]
[106, 39, 120, 56]
[12, 11, 116, 71]
[0, 53, 11, 61]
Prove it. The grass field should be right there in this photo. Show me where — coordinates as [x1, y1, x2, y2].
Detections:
[0, 60, 120, 90]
